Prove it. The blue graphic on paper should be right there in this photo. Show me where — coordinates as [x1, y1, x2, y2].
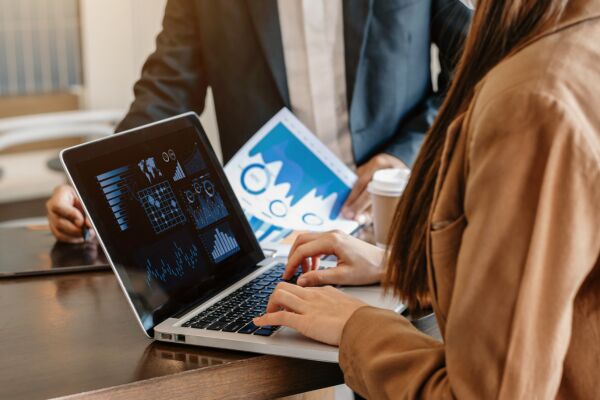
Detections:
[268, 200, 287, 218]
[96, 165, 134, 231]
[138, 181, 186, 234]
[138, 231, 202, 287]
[302, 213, 324, 226]
[247, 123, 350, 219]
[184, 174, 228, 230]
[246, 213, 293, 243]
[241, 163, 270, 195]
[201, 222, 240, 263]
[225, 109, 359, 239]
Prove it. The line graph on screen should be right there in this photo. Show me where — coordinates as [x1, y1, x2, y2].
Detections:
[137, 231, 203, 288]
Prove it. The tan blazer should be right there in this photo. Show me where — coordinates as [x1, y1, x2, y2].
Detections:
[339, 1, 600, 398]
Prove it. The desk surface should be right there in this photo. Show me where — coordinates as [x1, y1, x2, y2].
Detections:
[0, 228, 343, 400]
[0, 226, 109, 277]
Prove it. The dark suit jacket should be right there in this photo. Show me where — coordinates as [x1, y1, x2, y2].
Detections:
[116, 0, 471, 166]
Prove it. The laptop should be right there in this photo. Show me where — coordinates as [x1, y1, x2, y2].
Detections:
[60, 112, 402, 363]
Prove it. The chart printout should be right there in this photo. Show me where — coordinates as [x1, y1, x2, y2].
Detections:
[225, 108, 359, 241]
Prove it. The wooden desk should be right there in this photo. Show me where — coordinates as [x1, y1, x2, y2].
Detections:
[0, 230, 343, 399]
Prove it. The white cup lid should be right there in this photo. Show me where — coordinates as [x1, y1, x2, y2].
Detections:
[368, 168, 410, 196]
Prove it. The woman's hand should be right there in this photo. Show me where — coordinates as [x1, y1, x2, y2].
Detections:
[253, 282, 367, 346]
[282, 231, 385, 287]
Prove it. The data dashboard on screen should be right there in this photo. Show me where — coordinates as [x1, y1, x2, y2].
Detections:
[69, 124, 262, 331]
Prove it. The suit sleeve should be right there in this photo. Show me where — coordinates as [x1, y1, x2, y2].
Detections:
[115, 0, 208, 132]
[339, 91, 600, 398]
[384, 0, 472, 166]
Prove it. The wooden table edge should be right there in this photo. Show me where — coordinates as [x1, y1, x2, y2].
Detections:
[53, 354, 344, 400]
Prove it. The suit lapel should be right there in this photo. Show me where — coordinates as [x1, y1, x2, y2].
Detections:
[343, 0, 372, 107]
[246, 0, 290, 106]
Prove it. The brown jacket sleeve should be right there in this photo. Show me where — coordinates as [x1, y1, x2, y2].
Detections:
[339, 89, 600, 399]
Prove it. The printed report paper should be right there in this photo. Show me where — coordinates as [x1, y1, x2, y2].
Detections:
[224, 108, 359, 247]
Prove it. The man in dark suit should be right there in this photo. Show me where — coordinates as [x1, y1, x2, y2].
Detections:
[47, 0, 471, 243]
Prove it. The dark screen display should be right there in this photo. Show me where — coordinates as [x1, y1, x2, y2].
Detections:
[63, 116, 263, 334]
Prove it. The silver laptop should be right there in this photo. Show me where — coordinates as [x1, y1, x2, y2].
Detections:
[61, 112, 402, 363]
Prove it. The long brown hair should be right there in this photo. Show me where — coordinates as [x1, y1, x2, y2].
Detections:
[385, 0, 568, 311]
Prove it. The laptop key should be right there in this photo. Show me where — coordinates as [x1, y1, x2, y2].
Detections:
[185, 263, 291, 333]
[250, 323, 279, 335]
[206, 321, 228, 331]
[254, 328, 274, 336]
[223, 320, 246, 332]
[191, 320, 212, 329]
[238, 322, 259, 334]
[264, 325, 279, 330]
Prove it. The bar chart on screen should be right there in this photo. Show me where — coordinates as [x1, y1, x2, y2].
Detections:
[173, 161, 186, 181]
[201, 222, 240, 263]
[96, 165, 135, 231]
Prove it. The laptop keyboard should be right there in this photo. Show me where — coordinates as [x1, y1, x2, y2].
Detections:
[181, 263, 301, 337]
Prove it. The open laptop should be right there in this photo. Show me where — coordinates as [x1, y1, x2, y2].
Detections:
[60, 112, 402, 363]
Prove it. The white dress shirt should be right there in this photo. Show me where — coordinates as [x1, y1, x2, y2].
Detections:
[277, 0, 354, 167]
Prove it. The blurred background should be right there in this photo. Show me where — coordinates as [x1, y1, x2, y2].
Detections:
[0, 0, 219, 224]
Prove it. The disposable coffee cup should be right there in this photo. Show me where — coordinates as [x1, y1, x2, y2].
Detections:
[368, 168, 410, 248]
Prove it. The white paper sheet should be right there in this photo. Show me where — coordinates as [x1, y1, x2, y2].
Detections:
[225, 108, 359, 245]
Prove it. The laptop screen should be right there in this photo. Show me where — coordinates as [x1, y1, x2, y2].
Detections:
[62, 114, 264, 335]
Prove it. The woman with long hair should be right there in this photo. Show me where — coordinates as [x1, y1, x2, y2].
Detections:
[254, 0, 600, 398]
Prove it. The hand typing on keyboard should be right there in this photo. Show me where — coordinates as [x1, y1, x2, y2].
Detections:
[250, 231, 381, 345]
[281, 231, 385, 287]
[181, 263, 300, 336]
[253, 281, 367, 346]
